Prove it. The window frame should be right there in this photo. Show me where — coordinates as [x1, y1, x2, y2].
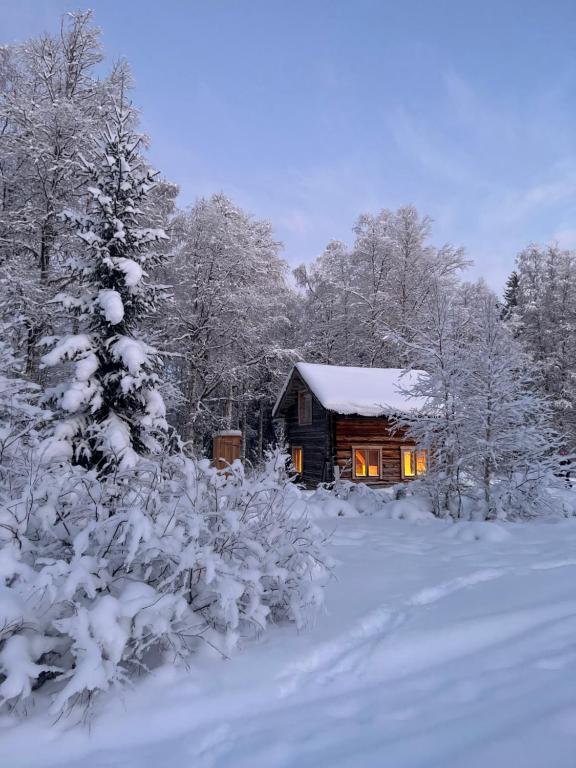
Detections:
[401, 446, 427, 479]
[292, 446, 303, 475]
[351, 445, 382, 480]
[298, 390, 313, 425]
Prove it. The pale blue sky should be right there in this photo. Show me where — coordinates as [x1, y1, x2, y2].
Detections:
[2, 0, 576, 289]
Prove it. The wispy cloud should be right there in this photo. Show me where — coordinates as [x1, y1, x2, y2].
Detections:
[385, 69, 576, 289]
[480, 170, 576, 228]
[442, 71, 517, 144]
[388, 105, 476, 185]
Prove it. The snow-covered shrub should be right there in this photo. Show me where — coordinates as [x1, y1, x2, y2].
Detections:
[323, 480, 435, 522]
[0, 446, 328, 716]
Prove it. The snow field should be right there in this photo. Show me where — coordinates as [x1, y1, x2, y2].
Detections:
[2, 510, 576, 768]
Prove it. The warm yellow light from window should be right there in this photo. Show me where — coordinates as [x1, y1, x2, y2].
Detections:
[292, 447, 303, 474]
[354, 448, 380, 478]
[355, 449, 367, 477]
[403, 449, 416, 478]
[416, 450, 427, 475]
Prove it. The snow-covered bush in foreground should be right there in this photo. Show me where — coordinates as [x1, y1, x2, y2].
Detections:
[0, 448, 328, 716]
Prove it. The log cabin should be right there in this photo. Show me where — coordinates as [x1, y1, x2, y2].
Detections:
[272, 362, 428, 487]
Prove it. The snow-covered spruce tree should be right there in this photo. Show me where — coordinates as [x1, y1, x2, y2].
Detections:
[398, 282, 563, 519]
[501, 270, 519, 320]
[41, 102, 170, 474]
[504, 244, 576, 447]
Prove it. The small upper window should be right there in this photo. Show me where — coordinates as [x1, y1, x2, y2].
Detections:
[353, 447, 380, 479]
[298, 391, 312, 425]
[401, 447, 427, 479]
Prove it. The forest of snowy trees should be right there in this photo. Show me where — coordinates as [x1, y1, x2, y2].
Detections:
[1, 11, 573, 463]
[0, 11, 573, 718]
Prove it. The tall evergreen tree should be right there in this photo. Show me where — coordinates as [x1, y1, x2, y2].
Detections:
[510, 245, 576, 447]
[501, 270, 519, 319]
[42, 102, 170, 474]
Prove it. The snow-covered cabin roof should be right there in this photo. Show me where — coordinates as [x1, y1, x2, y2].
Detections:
[273, 362, 427, 418]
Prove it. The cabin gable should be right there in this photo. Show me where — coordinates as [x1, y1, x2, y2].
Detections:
[273, 369, 333, 486]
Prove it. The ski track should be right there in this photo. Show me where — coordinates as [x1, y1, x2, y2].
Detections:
[408, 568, 505, 605]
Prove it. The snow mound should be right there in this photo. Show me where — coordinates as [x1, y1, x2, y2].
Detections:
[339, 483, 393, 516]
[304, 483, 398, 519]
[382, 495, 436, 522]
[444, 521, 512, 543]
[304, 488, 359, 519]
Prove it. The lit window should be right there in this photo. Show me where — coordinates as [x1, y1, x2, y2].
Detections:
[298, 391, 312, 425]
[353, 447, 380, 479]
[401, 447, 427, 479]
[416, 450, 427, 476]
[292, 446, 303, 474]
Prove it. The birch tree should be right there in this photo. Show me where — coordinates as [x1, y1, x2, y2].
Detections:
[296, 205, 467, 368]
[400, 282, 562, 519]
[0, 11, 128, 380]
[164, 194, 293, 456]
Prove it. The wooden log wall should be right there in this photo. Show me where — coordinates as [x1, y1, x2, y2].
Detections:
[334, 415, 415, 486]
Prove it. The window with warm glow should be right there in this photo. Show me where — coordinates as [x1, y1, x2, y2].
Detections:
[416, 450, 427, 475]
[298, 391, 312, 425]
[401, 447, 427, 479]
[292, 446, 303, 474]
[353, 447, 380, 479]
[402, 448, 415, 478]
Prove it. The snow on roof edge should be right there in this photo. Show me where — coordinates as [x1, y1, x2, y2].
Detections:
[272, 364, 297, 418]
[272, 362, 427, 418]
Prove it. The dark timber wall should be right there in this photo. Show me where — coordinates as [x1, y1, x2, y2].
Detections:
[276, 370, 333, 486]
